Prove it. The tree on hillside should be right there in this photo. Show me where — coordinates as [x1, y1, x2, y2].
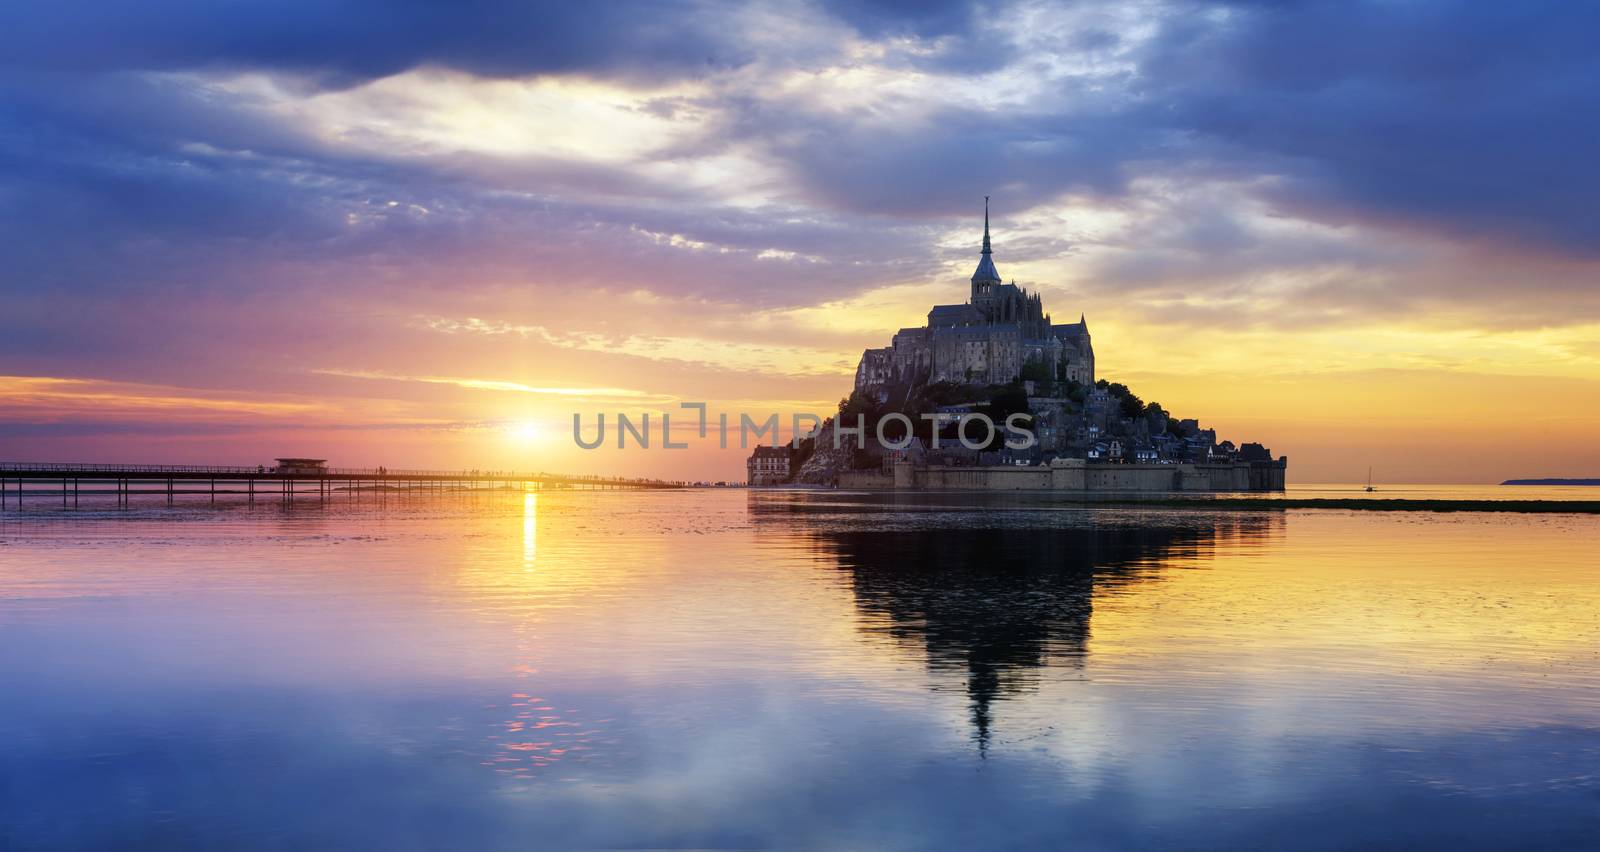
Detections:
[1020, 356, 1052, 383]
[1119, 392, 1145, 419]
[1063, 378, 1085, 404]
[839, 389, 882, 421]
[977, 381, 1032, 450]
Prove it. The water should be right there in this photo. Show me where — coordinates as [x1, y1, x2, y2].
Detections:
[3, 490, 1599, 849]
[1285, 482, 1600, 501]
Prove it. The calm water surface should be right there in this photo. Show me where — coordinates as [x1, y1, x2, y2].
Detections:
[3, 490, 1599, 849]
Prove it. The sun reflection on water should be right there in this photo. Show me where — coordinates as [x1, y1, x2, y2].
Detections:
[470, 490, 627, 780]
[522, 491, 537, 570]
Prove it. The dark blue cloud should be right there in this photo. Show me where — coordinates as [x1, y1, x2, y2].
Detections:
[819, 0, 978, 38]
[737, 0, 1600, 261]
[1133, 0, 1600, 255]
[0, 0, 754, 86]
[814, 0, 1017, 74]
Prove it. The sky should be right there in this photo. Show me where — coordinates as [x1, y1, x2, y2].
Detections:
[2, 0, 1598, 483]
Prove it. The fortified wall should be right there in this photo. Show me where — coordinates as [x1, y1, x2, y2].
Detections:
[888, 458, 1288, 492]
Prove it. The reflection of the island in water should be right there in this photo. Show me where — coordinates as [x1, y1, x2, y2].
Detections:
[753, 496, 1280, 751]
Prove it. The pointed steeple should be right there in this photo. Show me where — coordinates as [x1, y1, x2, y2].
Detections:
[971, 196, 1000, 286]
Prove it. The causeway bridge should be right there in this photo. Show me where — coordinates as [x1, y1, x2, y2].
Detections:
[0, 461, 681, 508]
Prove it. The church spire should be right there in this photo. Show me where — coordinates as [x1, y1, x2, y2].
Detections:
[971, 197, 1001, 287]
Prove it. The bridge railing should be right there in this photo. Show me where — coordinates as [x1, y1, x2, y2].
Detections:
[1, 462, 257, 474]
[0, 461, 498, 476]
[0, 461, 672, 485]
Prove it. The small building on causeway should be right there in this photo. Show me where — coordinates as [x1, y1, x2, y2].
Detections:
[747, 446, 793, 486]
[273, 458, 328, 475]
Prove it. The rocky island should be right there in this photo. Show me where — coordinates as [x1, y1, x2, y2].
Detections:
[750, 204, 1287, 492]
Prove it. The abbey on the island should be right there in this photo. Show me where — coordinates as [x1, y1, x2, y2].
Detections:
[854, 201, 1094, 399]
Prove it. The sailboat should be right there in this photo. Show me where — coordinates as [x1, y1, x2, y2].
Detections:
[1365, 467, 1377, 492]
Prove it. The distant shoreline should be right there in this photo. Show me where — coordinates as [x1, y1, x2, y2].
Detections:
[1122, 498, 1600, 514]
[1501, 478, 1600, 486]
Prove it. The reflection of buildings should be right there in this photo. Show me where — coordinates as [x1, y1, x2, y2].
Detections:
[753, 497, 1277, 752]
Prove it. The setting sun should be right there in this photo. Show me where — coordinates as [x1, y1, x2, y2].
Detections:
[506, 421, 541, 444]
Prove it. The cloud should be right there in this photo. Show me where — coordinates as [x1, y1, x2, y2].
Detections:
[418, 317, 859, 377]
[3, 0, 1600, 472]
[0, 376, 326, 420]
[7, 0, 1597, 324]
[311, 368, 662, 400]
[0, 0, 758, 86]
[1131, 0, 1600, 256]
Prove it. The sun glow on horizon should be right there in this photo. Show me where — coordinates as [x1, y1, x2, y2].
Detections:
[508, 421, 542, 444]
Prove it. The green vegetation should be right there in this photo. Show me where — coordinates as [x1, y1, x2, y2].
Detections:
[975, 381, 1032, 450]
[834, 378, 1035, 452]
[1019, 356, 1053, 383]
[829, 370, 1194, 471]
[1062, 378, 1085, 404]
[1098, 380, 1146, 418]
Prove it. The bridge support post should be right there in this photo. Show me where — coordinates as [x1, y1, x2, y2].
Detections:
[210, 478, 215, 504]
[73, 478, 79, 508]
[248, 478, 254, 502]
[167, 478, 173, 505]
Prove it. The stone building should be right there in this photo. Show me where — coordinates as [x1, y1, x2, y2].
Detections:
[747, 445, 793, 485]
[854, 203, 1094, 399]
